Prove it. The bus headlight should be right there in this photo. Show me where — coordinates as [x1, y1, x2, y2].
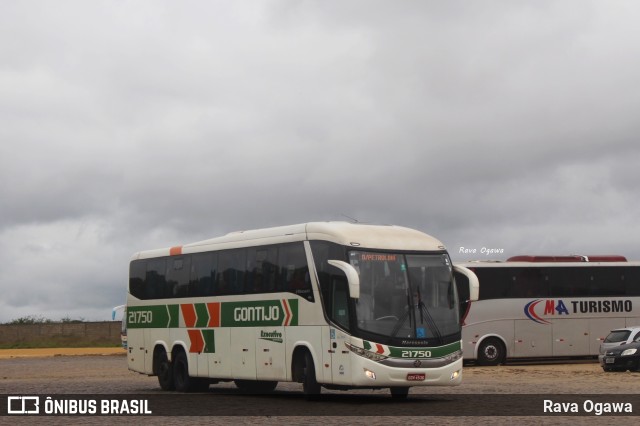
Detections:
[364, 368, 377, 380]
[443, 350, 463, 363]
[450, 370, 460, 380]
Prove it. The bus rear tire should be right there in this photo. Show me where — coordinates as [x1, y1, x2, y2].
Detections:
[477, 337, 504, 366]
[155, 349, 174, 391]
[173, 350, 209, 392]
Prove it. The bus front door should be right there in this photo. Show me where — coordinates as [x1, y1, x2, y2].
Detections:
[328, 327, 352, 385]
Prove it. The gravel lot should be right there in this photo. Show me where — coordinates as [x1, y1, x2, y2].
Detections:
[1, 351, 638, 424]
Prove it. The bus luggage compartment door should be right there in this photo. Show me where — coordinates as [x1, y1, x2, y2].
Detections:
[513, 320, 552, 358]
[553, 319, 589, 357]
[231, 328, 257, 380]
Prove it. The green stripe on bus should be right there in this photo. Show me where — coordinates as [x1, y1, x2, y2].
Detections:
[221, 300, 294, 327]
[202, 329, 215, 353]
[168, 304, 179, 328]
[387, 341, 461, 358]
[195, 303, 209, 328]
[127, 305, 176, 329]
[127, 299, 299, 328]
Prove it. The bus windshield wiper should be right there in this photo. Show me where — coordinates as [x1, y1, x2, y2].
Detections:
[417, 300, 442, 341]
[390, 293, 414, 338]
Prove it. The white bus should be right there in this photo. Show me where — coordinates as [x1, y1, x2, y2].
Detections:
[453, 255, 640, 365]
[125, 222, 479, 398]
[111, 305, 127, 349]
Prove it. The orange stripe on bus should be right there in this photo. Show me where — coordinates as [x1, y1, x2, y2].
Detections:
[181, 304, 197, 328]
[207, 302, 220, 327]
[170, 246, 182, 256]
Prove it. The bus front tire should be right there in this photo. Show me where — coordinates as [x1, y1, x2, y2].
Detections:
[477, 337, 505, 366]
[172, 350, 209, 392]
[302, 352, 321, 398]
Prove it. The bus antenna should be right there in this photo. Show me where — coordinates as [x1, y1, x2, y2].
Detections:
[340, 214, 359, 223]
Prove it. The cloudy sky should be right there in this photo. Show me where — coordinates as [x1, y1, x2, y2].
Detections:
[1, 0, 639, 322]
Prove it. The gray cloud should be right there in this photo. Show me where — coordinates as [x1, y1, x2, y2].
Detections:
[1, 1, 639, 321]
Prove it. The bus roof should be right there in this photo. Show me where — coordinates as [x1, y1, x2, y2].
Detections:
[131, 222, 447, 260]
[506, 255, 627, 262]
[455, 257, 640, 269]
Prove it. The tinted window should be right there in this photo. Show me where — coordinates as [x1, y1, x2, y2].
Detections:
[454, 271, 470, 320]
[548, 267, 626, 297]
[166, 256, 191, 297]
[310, 241, 350, 329]
[473, 268, 511, 300]
[146, 258, 168, 299]
[469, 265, 640, 299]
[247, 246, 278, 293]
[190, 252, 217, 297]
[624, 267, 640, 296]
[278, 243, 313, 302]
[129, 260, 146, 299]
[507, 268, 549, 298]
[604, 330, 631, 343]
[129, 243, 315, 300]
[218, 249, 246, 295]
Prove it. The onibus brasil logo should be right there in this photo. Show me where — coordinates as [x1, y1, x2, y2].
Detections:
[524, 299, 633, 324]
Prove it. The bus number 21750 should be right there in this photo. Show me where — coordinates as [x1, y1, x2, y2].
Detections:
[128, 310, 153, 325]
[401, 350, 432, 358]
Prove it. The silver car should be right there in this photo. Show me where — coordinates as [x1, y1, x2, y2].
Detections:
[599, 326, 640, 371]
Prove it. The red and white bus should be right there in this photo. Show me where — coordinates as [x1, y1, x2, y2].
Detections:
[453, 255, 640, 365]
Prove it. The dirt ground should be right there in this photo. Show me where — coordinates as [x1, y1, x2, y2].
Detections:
[1, 350, 638, 424]
[0, 347, 125, 359]
[1, 347, 637, 394]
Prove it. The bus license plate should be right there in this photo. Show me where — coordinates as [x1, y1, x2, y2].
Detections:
[605, 357, 615, 364]
[407, 373, 426, 381]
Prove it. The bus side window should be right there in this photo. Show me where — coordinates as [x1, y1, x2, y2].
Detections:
[190, 252, 216, 297]
[167, 256, 191, 297]
[278, 243, 314, 302]
[147, 258, 168, 299]
[453, 271, 470, 321]
[246, 246, 278, 294]
[331, 276, 350, 330]
[129, 260, 146, 299]
[218, 249, 246, 294]
[310, 240, 351, 330]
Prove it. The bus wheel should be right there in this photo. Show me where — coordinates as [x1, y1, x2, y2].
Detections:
[234, 380, 278, 393]
[173, 350, 209, 392]
[477, 338, 504, 366]
[155, 349, 174, 391]
[390, 386, 409, 399]
[302, 352, 321, 399]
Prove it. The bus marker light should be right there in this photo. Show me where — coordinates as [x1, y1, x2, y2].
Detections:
[451, 370, 460, 380]
[364, 369, 376, 380]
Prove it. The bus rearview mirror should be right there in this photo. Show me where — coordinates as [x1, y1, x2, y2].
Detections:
[453, 265, 479, 302]
[327, 260, 360, 299]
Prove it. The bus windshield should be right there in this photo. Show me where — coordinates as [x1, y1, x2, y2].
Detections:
[349, 251, 459, 342]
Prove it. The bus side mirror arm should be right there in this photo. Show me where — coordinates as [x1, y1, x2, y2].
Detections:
[328, 260, 360, 299]
[453, 265, 479, 302]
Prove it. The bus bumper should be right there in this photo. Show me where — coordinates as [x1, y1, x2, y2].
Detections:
[349, 356, 463, 387]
